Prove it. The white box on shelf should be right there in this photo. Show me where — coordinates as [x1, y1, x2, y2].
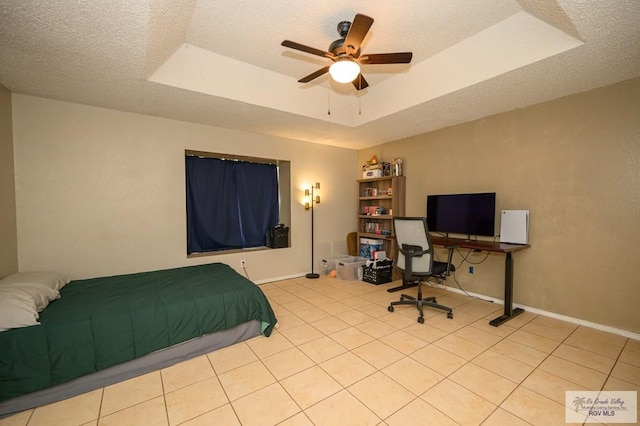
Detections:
[362, 170, 383, 179]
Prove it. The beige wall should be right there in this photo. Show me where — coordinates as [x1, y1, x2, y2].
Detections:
[12, 95, 358, 281]
[359, 78, 640, 334]
[0, 84, 18, 278]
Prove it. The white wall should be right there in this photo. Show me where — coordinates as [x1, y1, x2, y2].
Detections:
[12, 95, 358, 281]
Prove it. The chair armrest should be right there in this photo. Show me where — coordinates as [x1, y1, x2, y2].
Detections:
[443, 245, 458, 276]
[398, 247, 430, 258]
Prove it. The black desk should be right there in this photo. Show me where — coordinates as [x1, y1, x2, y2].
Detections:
[430, 236, 530, 327]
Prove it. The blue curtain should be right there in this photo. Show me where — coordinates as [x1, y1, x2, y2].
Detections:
[186, 156, 279, 254]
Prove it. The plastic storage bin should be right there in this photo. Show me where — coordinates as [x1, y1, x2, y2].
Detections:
[320, 255, 349, 276]
[336, 257, 367, 280]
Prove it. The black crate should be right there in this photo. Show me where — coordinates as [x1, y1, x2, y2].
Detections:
[362, 259, 393, 284]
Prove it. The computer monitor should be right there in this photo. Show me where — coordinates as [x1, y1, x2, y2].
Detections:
[426, 192, 496, 237]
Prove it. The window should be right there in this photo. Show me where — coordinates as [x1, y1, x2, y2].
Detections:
[185, 151, 290, 255]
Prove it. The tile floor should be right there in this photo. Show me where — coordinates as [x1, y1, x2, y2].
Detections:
[1, 276, 639, 426]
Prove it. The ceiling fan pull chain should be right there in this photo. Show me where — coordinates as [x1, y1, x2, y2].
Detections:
[327, 89, 331, 115]
[358, 76, 362, 115]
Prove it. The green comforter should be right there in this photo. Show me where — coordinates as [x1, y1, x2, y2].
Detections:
[0, 263, 277, 403]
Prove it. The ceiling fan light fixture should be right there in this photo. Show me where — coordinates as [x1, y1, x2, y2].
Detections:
[282, 14, 411, 91]
[329, 59, 360, 83]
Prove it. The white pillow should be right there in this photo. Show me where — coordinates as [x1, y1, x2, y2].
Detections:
[0, 271, 66, 315]
[1, 282, 59, 312]
[0, 271, 70, 291]
[0, 287, 40, 332]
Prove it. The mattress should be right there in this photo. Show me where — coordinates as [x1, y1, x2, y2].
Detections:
[0, 263, 277, 409]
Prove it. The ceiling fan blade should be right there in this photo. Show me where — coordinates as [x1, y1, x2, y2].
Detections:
[298, 66, 330, 83]
[360, 52, 413, 64]
[281, 40, 334, 59]
[344, 14, 374, 56]
[352, 74, 369, 91]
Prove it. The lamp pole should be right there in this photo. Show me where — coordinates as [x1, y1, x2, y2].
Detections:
[305, 182, 320, 279]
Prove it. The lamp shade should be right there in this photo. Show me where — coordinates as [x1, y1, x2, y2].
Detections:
[329, 59, 360, 83]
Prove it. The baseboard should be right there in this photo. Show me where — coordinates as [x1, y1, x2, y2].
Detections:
[255, 273, 306, 285]
[443, 285, 640, 341]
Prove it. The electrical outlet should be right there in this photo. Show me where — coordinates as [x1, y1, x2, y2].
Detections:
[241, 259, 247, 268]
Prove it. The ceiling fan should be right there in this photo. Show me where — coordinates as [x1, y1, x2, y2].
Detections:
[281, 13, 412, 91]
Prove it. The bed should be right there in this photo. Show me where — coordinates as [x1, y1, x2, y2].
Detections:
[0, 263, 277, 417]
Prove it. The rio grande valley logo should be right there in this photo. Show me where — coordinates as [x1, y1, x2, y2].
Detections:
[566, 391, 637, 423]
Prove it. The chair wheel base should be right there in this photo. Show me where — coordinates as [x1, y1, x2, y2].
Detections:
[387, 282, 453, 324]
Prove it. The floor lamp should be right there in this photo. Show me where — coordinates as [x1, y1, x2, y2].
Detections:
[305, 182, 320, 279]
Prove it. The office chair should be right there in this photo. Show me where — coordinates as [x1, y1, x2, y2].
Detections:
[387, 217, 455, 323]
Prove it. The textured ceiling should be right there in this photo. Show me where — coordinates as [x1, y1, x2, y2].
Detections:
[1, 0, 639, 149]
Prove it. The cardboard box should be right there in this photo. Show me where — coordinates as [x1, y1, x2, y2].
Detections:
[362, 163, 382, 172]
[362, 169, 383, 179]
[360, 238, 384, 260]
